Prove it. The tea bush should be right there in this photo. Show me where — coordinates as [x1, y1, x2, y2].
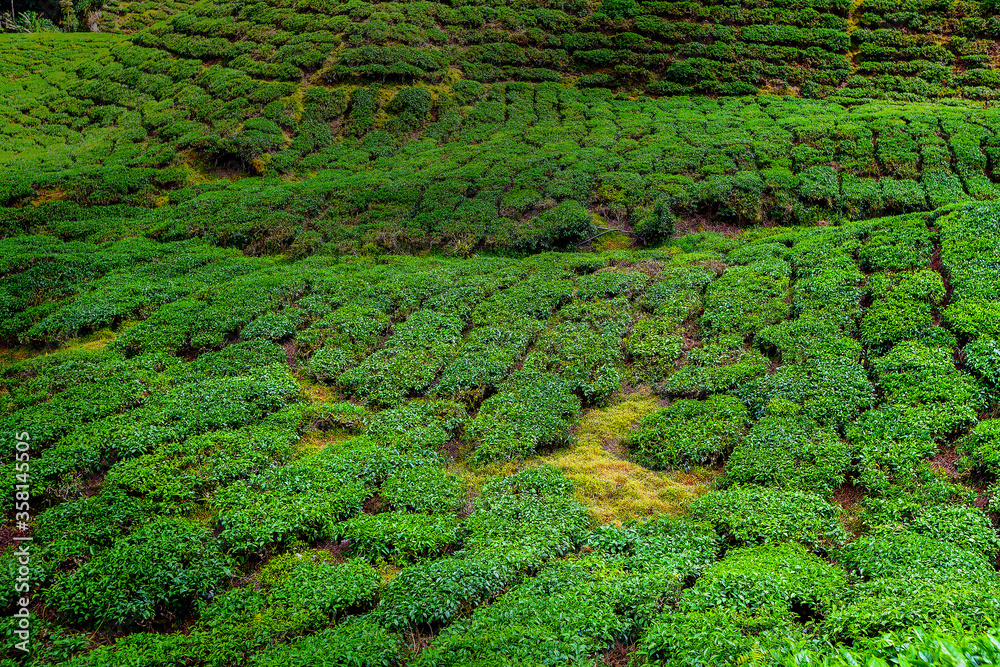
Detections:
[332, 513, 461, 564]
[726, 414, 851, 496]
[250, 617, 403, 667]
[680, 542, 847, 615]
[376, 467, 590, 628]
[381, 466, 465, 515]
[701, 266, 790, 338]
[5, 144, 1000, 664]
[211, 442, 389, 553]
[661, 337, 770, 397]
[957, 419, 1000, 475]
[636, 605, 800, 667]
[45, 518, 234, 628]
[588, 517, 722, 578]
[465, 360, 581, 463]
[689, 486, 848, 548]
[627, 394, 749, 469]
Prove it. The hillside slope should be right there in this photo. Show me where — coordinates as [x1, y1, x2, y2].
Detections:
[1, 201, 999, 664]
[3, 1, 1000, 664]
[7, 0, 1000, 254]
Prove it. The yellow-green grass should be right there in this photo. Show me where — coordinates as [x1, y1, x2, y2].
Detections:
[294, 429, 354, 456]
[533, 391, 713, 525]
[0, 326, 119, 372]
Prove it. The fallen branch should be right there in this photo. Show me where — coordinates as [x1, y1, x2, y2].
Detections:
[574, 228, 633, 247]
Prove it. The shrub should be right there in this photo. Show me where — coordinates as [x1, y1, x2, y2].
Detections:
[847, 405, 939, 490]
[210, 440, 421, 553]
[872, 341, 984, 438]
[641, 266, 715, 324]
[465, 363, 581, 463]
[633, 199, 676, 243]
[477, 465, 577, 502]
[575, 270, 649, 301]
[339, 309, 464, 406]
[415, 555, 639, 665]
[242, 312, 298, 340]
[624, 316, 685, 383]
[365, 400, 467, 453]
[826, 532, 1000, 639]
[625, 393, 749, 469]
[376, 552, 522, 629]
[757, 315, 862, 363]
[737, 357, 875, 430]
[838, 531, 992, 583]
[264, 555, 381, 621]
[45, 518, 234, 628]
[472, 276, 574, 326]
[726, 414, 851, 496]
[377, 469, 590, 629]
[660, 337, 770, 398]
[772, 628, 1000, 667]
[907, 504, 1000, 562]
[534, 304, 628, 405]
[701, 266, 790, 338]
[681, 542, 847, 615]
[333, 513, 461, 563]
[588, 517, 721, 578]
[689, 486, 847, 548]
[965, 336, 1000, 385]
[858, 216, 934, 271]
[860, 272, 944, 351]
[598, 0, 640, 18]
[636, 605, 798, 667]
[35, 489, 154, 569]
[944, 299, 1000, 338]
[386, 86, 432, 134]
[436, 321, 541, 403]
[504, 200, 597, 252]
[251, 617, 403, 667]
[381, 466, 465, 514]
[957, 419, 1000, 475]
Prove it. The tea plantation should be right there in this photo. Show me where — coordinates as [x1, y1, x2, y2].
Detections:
[3, 0, 1000, 664]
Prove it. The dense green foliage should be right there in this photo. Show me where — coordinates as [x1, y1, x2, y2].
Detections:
[8, 0, 1000, 255]
[1, 199, 998, 664]
[4, 0, 1000, 663]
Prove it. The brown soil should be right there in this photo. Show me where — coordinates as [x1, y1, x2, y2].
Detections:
[439, 438, 462, 461]
[363, 493, 388, 515]
[833, 484, 864, 511]
[601, 640, 638, 667]
[928, 445, 959, 480]
[281, 339, 300, 369]
[312, 539, 351, 564]
[674, 212, 743, 238]
[0, 524, 18, 551]
[403, 625, 436, 659]
[81, 471, 106, 498]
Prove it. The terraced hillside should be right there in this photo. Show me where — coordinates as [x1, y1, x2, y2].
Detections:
[94, 0, 1000, 99]
[7, 0, 1000, 254]
[2, 200, 999, 665]
[4, 0, 1000, 664]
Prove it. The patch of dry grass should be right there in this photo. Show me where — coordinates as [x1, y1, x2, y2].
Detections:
[293, 372, 343, 404]
[294, 429, 353, 456]
[533, 391, 713, 525]
[0, 326, 120, 371]
[0, 345, 40, 369]
[447, 459, 518, 494]
[59, 327, 119, 354]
